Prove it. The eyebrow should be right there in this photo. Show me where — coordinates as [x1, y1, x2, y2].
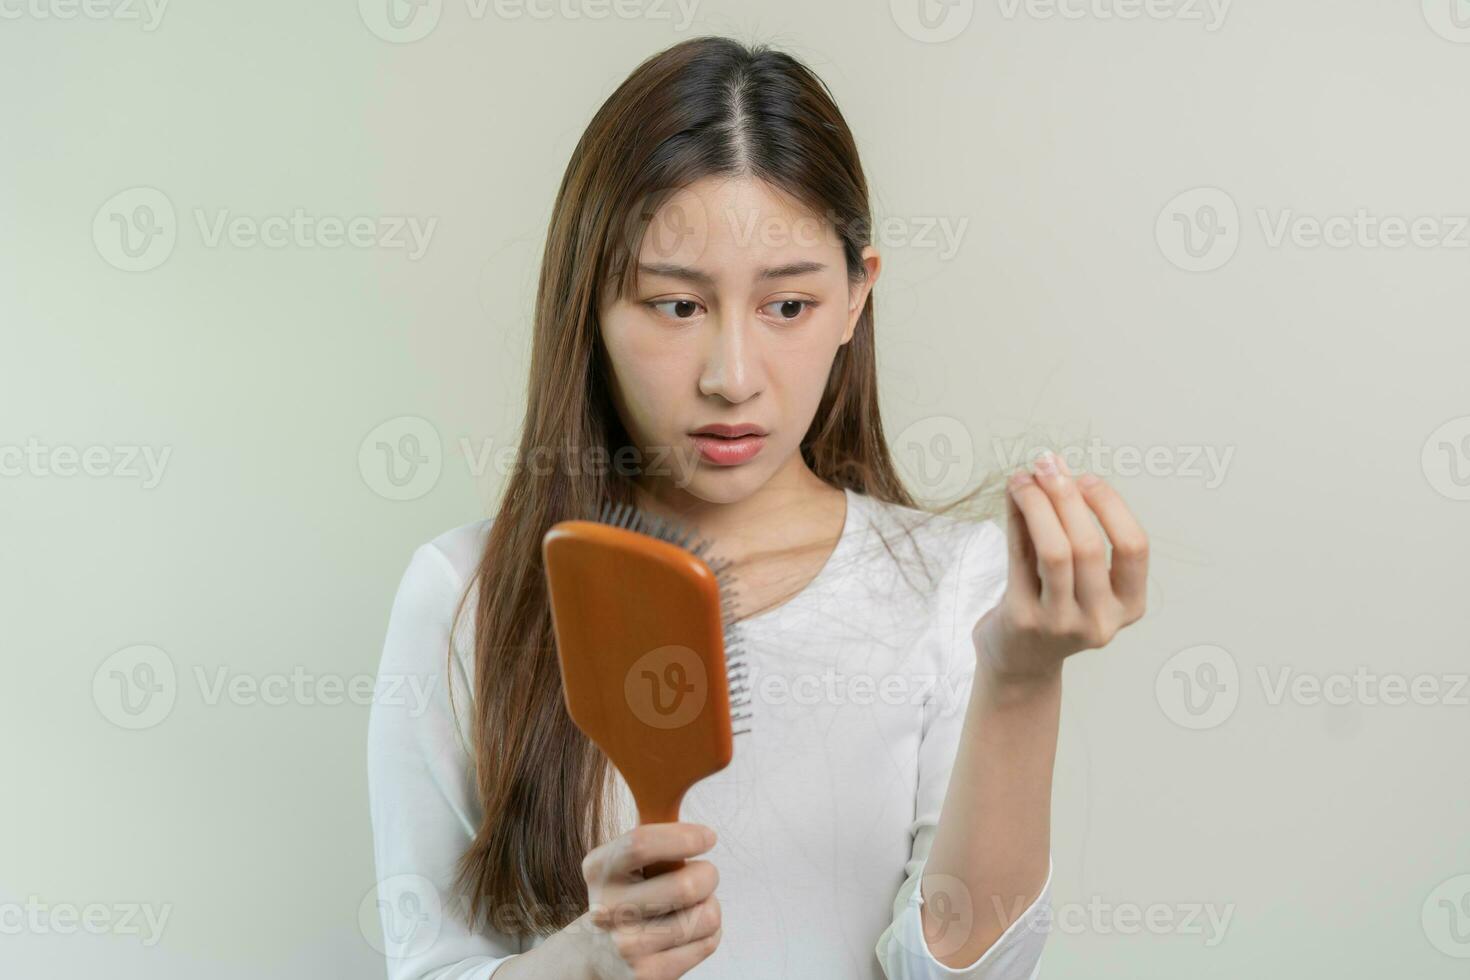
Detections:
[636, 260, 827, 288]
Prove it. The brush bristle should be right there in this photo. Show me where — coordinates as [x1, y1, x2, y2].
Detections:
[593, 498, 751, 737]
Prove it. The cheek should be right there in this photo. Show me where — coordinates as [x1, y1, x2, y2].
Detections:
[603, 323, 694, 426]
[772, 345, 837, 404]
[776, 306, 846, 386]
[768, 331, 842, 425]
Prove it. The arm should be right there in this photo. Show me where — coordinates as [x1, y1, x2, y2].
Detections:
[921, 452, 1149, 970]
[917, 640, 1060, 972]
[875, 521, 1053, 980]
[367, 542, 525, 979]
[372, 542, 610, 979]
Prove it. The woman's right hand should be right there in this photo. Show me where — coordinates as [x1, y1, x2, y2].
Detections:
[576, 821, 723, 979]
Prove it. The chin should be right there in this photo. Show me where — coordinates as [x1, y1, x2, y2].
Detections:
[674, 467, 766, 506]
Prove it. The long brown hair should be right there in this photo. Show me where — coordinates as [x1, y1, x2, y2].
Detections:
[451, 34, 997, 937]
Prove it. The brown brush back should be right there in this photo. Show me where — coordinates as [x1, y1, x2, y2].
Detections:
[543, 519, 736, 876]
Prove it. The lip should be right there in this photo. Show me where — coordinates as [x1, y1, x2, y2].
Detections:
[690, 423, 768, 438]
[689, 431, 768, 466]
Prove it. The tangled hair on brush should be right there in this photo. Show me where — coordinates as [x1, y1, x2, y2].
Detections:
[448, 34, 1023, 937]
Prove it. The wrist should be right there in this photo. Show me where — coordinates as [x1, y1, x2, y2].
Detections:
[972, 619, 1063, 694]
[516, 911, 597, 980]
[972, 637, 1063, 703]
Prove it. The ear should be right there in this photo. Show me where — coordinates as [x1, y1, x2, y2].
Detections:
[842, 246, 882, 345]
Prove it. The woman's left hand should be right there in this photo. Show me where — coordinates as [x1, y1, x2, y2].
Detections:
[972, 449, 1150, 685]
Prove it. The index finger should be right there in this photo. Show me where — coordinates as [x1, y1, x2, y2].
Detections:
[609, 822, 718, 878]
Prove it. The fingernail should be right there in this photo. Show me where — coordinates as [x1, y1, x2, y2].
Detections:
[1078, 472, 1100, 489]
[1032, 450, 1057, 477]
[1009, 469, 1034, 489]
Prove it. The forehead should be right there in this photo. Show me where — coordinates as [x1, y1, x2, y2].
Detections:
[635, 174, 843, 272]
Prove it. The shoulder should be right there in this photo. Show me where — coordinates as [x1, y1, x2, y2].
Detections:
[852, 489, 1005, 576]
[370, 521, 495, 774]
[390, 517, 494, 611]
[413, 518, 494, 588]
[381, 518, 494, 671]
[852, 491, 1008, 644]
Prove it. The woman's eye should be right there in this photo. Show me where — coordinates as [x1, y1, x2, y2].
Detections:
[762, 299, 813, 322]
[648, 299, 703, 320]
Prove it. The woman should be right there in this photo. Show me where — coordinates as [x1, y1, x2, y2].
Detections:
[368, 35, 1148, 980]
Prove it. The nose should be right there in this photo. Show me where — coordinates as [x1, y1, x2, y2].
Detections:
[697, 311, 764, 404]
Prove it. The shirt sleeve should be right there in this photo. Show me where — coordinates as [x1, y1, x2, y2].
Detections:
[874, 519, 1053, 979]
[366, 542, 523, 980]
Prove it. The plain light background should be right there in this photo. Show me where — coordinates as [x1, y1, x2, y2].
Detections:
[3, 0, 1468, 977]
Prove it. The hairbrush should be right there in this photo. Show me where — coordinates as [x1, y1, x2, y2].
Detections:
[542, 499, 750, 878]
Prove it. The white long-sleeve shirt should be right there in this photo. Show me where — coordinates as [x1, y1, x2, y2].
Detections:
[367, 485, 1053, 979]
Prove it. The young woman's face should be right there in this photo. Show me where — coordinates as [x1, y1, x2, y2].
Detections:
[598, 175, 880, 505]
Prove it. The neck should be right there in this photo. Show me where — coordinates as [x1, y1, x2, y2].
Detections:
[630, 456, 841, 563]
